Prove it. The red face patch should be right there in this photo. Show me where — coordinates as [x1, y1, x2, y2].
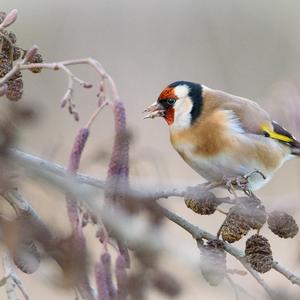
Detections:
[165, 107, 174, 125]
[158, 87, 176, 101]
[157, 86, 177, 125]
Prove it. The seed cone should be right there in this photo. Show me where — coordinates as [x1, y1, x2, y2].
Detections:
[13, 240, 41, 274]
[28, 53, 43, 73]
[13, 47, 21, 61]
[267, 210, 299, 239]
[238, 196, 267, 230]
[7, 32, 16, 44]
[245, 234, 273, 273]
[1, 31, 16, 58]
[200, 239, 227, 286]
[6, 76, 23, 101]
[220, 197, 267, 243]
[0, 53, 11, 78]
[184, 188, 220, 215]
[221, 208, 251, 243]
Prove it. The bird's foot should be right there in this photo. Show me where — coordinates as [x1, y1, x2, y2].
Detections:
[223, 175, 248, 195]
[222, 170, 265, 196]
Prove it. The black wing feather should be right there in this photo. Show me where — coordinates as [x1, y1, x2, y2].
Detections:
[272, 121, 294, 140]
[272, 121, 300, 155]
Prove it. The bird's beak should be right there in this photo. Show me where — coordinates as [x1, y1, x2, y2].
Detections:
[143, 102, 165, 119]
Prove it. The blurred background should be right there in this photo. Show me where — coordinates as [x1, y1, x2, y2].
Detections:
[1, 0, 300, 299]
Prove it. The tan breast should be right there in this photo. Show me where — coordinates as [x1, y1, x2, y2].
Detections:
[170, 109, 233, 157]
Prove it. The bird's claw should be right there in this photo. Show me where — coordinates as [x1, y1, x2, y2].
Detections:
[223, 175, 249, 195]
[222, 170, 265, 196]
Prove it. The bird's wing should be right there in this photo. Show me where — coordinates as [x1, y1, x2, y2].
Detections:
[208, 88, 300, 150]
[267, 121, 300, 155]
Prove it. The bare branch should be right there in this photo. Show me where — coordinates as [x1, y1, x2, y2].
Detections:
[8, 148, 105, 189]
[2, 253, 29, 300]
[0, 57, 118, 103]
[226, 275, 255, 300]
[272, 262, 300, 285]
[2, 178, 164, 259]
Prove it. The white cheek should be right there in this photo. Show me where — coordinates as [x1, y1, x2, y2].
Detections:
[170, 97, 192, 131]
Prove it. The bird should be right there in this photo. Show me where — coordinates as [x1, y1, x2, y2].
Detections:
[143, 81, 300, 191]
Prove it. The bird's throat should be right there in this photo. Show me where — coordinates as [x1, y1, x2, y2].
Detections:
[165, 107, 174, 125]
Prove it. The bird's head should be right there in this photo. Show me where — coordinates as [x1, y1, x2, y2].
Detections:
[144, 81, 203, 130]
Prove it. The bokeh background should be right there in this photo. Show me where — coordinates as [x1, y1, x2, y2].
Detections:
[1, 0, 300, 299]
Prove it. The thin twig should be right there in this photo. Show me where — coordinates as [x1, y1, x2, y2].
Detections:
[272, 261, 300, 285]
[2, 256, 19, 300]
[2, 253, 29, 300]
[85, 101, 109, 129]
[8, 148, 105, 189]
[0, 55, 117, 124]
[226, 275, 241, 300]
[0, 57, 118, 102]
[4, 188, 166, 265]
[226, 275, 255, 300]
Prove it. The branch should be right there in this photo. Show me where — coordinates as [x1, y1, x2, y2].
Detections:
[4, 189, 50, 235]
[6, 148, 300, 292]
[0, 46, 120, 122]
[226, 275, 255, 300]
[3, 177, 165, 259]
[9, 148, 104, 189]
[1, 253, 29, 300]
[8, 148, 231, 202]
[0, 57, 118, 102]
[272, 262, 300, 285]
[159, 205, 274, 297]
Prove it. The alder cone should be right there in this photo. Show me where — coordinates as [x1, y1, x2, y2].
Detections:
[245, 234, 273, 273]
[13, 47, 22, 61]
[8, 31, 16, 44]
[238, 196, 267, 230]
[29, 53, 43, 73]
[0, 53, 11, 78]
[13, 240, 41, 274]
[221, 209, 251, 243]
[200, 239, 227, 286]
[1, 31, 16, 57]
[184, 197, 218, 215]
[267, 210, 299, 239]
[184, 189, 220, 215]
[6, 77, 23, 101]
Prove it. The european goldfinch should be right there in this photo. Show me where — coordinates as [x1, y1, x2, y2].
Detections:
[144, 81, 300, 191]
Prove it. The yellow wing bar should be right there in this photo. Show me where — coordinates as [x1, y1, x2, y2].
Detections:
[261, 124, 293, 143]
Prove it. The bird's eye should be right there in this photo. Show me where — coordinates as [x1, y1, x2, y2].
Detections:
[167, 98, 176, 105]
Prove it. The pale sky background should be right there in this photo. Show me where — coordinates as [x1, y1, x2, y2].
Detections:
[1, 1, 300, 299]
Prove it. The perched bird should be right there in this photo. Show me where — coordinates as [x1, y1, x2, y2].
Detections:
[144, 81, 300, 191]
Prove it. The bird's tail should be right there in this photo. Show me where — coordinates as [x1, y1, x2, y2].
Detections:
[291, 139, 300, 156]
